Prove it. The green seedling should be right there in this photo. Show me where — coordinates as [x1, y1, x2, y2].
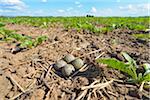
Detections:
[132, 34, 150, 41]
[0, 27, 48, 49]
[0, 22, 5, 27]
[20, 40, 34, 48]
[96, 52, 150, 85]
[33, 36, 48, 47]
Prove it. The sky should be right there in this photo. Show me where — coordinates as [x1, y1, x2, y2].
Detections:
[0, 0, 149, 16]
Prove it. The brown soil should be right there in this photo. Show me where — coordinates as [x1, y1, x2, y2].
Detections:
[0, 24, 149, 100]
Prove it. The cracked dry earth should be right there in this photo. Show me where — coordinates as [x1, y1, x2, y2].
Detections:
[0, 24, 149, 100]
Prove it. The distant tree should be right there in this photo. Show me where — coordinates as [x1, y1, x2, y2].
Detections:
[86, 15, 94, 17]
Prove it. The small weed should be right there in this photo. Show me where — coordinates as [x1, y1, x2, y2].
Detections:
[0, 27, 48, 49]
[96, 52, 150, 87]
[132, 34, 150, 41]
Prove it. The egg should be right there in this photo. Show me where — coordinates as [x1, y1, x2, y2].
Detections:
[63, 54, 75, 63]
[72, 58, 84, 69]
[54, 60, 67, 70]
[62, 64, 75, 77]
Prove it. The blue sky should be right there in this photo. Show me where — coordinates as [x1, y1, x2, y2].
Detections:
[0, 0, 149, 16]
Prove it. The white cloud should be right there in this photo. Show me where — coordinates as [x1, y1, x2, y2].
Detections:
[77, 4, 82, 8]
[0, 0, 26, 12]
[0, 0, 25, 5]
[75, 1, 80, 5]
[41, 0, 47, 3]
[67, 7, 73, 11]
[86, 8, 114, 16]
[119, 3, 149, 11]
[75, 1, 83, 8]
[57, 9, 65, 13]
[119, 4, 136, 11]
[119, 3, 149, 15]
[90, 7, 97, 13]
[116, 0, 120, 3]
[0, 9, 16, 13]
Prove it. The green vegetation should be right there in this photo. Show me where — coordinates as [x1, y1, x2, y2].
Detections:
[132, 33, 150, 41]
[0, 23, 48, 48]
[0, 17, 148, 34]
[96, 52, 150, 86]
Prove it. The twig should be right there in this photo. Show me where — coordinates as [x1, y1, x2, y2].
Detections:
[49, 41, 60, 45]
[91, 81, 99, 97]
[76, 89, 88, 100]
[87, 92, 92, 100]
[45, 64, 53, 78]
[102, 88, 110, 99]
[108, 78, 124, 83]
[10, 79, 36, 100]
[49, 84, 56, 94]
[45, 91, 50, 100]
[95, 52, 105, 59]
[61, 92, 66, 100]
[103, 77, 112, 91]
[139, 81, 145, 92]
[98, 91, 105, 98]
[61, 88, 73, 94]
[38, 62, 61, 79]
[60, 32, 69, 37]
[51, 69, 62, 78]
[48, 80, 59, 85]
[81, 79, 114, 90]
[71, 93, 76, 100]
[76, 79, 101, 100]
[107, 91, 118, 97]
[61, 88, 76, 100]
[23, 70, 37, 78]
[91, 79, 100, 85]
[70, 64, 88, 78]
[79, 49, 103, 58]
[10, 88, 30, 100]
[9, 75, 25, 93]
[37, 62, 47, 71]
[93, 88, 98, 98]
[40, 71, 45, 82]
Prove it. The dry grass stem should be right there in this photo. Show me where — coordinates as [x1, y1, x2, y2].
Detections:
[45, 64, 53, 78]
[10, 89, 30, 100]
[98, 91, 104, 98]
[10, 79, 36, 100]
[93, 89, 98, 98]
[95, 52, 105, 59]
[76, 89, 88, 100]
[139, 81, 145, 92]
[81, 79, 114, 90]
[61, 92, 66, 100]
[70, 64, 87, 78]
[107, 91, 118, 97]
[9, 75, 25, 93]
[79, 49, 103, 58]
[87, 92, 92, 100]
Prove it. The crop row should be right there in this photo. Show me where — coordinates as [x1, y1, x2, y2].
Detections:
[0, 17, 149, 34]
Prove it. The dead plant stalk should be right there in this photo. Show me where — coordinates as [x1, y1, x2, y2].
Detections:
[81, 79, 114, 90]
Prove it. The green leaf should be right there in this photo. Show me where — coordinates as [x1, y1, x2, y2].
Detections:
[121, 52, 138, 68]
[143, 63, 150, 76]
[0, 22, 5, 27]
[33, 36, 48, 47]
[96, 58, 137, 79]
[137, 73, 143, 82]
[142, 73, 150, 82]
[143, 63, 150, 71]
[20, 40, 33, 48]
